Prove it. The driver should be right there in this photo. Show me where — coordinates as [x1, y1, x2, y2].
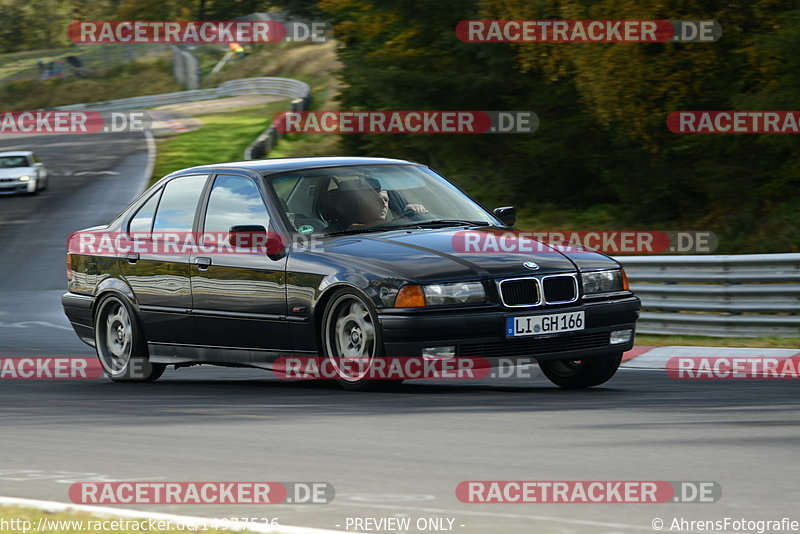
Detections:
[339, 177, 426, 229]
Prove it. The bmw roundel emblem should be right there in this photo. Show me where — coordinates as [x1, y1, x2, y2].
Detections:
[523, 262, 540, 270]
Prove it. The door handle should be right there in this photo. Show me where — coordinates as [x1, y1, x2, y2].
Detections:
[194, 257, 212, 270]
[125, 253, 139, 264]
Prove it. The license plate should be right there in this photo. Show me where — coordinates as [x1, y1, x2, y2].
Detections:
[506, 311, 585, 337]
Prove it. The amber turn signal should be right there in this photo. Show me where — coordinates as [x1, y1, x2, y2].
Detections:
[394, 284, 426, 307]
[620, 268, 630, 291]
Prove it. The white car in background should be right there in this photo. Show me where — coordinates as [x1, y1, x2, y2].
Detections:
[0, 151, 48, 195]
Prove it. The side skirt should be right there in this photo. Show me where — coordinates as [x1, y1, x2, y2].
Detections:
[147, 342, 316, 370]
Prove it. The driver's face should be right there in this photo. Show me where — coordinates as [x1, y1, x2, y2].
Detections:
[359, 189, 389, 222]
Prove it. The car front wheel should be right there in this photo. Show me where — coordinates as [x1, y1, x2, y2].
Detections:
[321, 289, 401, 391]
[539, 352, 622, 389]
[94, 295, 165, 382]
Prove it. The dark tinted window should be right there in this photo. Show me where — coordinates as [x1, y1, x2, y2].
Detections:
[152, 175, 207, 233]
[128, 189, 162, 234]
[204, 174, 269, 233]
[0, 156, 30, 168]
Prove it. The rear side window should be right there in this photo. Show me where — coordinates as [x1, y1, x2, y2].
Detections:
[128, 190, 162, 234]
[204, 174, 269, 233]
[152, 175, 207, 233]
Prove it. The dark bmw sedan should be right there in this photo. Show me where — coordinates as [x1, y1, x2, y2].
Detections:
[62, 157, 640, 390]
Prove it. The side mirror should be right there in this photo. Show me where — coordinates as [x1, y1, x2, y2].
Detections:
[228, 225, 285, 256]
[493, 206, 516, 227]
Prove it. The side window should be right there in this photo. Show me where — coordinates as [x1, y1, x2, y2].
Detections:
[128, 189, 162, 234]
[152, 175, 207, 233]
[204, 174, 269, 233]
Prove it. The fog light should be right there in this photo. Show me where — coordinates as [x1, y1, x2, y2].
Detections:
[610, 329, 633, 344]
[422, 346, 456, 360]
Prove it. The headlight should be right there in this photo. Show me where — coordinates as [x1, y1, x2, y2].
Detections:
[18, 175, 30, 182]
[423, 281, 485, 305]
[582, 269, 626, 295]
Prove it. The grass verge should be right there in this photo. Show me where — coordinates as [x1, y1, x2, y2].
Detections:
[635, 334, 800, 349]
[151, 104, 284, 186]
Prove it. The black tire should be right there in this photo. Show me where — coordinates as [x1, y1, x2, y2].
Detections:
[320, 288, 402, 391]
[94, 294, 165, 382]
[539, 352, 622, 389]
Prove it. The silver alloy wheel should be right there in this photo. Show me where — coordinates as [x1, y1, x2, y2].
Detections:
[324, 295, 376, 382]
[96, 299, 133, 377]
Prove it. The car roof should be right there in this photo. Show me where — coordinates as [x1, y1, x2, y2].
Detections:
[173, 156, 421, 176]
[0, 151, 33, 157]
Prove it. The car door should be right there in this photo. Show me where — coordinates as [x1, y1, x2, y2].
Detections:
[118, 174, 208, 344]
[190, 173, 290, 356]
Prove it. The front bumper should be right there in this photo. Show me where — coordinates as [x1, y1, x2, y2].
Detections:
[0, 180, 32, 194]
[378, 296, 640, 364]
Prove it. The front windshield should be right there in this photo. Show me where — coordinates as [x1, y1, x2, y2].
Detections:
[0, 156, 31, 168]
[268, 164, 500, 235]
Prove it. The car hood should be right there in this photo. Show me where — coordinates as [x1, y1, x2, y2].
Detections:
[0, 167, 34, 178]
[318, 227, 620, 282]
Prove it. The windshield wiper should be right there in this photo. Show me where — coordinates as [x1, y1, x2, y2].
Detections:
[326, 220, 491, 236]
[381, 220, 492, 230]
[324, 226, 393, 237]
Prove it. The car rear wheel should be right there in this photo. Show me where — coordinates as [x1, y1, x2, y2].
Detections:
[321, 289, 401, 391]
[94, 295, 165, 382]
[539, 352, 622, 388]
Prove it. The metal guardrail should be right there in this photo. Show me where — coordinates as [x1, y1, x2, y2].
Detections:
[616, 254, 800, 337]
[55, 77, 311, 112]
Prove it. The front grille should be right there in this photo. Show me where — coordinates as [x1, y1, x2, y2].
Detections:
[499, 278, 539, 306]
[459, 331, 610, 359]
[542, 275, 577, 303]
[0, 178, 15, 183]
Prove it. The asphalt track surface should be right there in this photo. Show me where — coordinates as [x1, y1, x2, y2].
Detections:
[0, 132, 799, 534]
